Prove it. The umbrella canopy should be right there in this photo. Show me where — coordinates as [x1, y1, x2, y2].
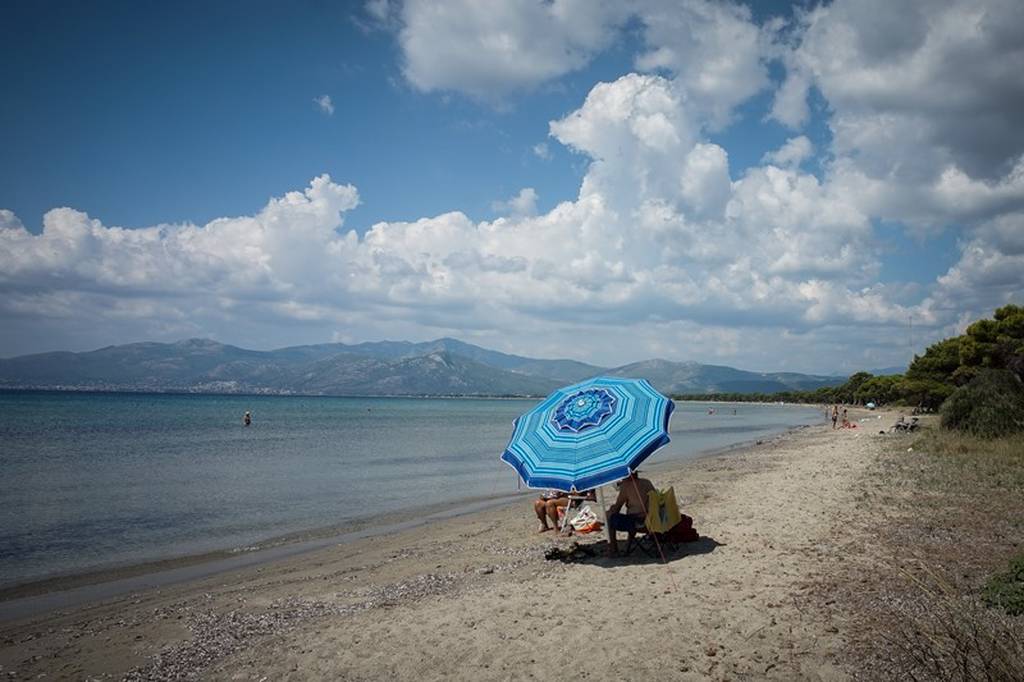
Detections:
[501, 376, 675, 492]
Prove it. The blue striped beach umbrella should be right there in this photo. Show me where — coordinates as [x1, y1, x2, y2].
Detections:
[501, 377, 675, 492]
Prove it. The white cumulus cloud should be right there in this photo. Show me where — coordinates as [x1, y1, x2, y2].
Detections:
[394, 0, 771, 119]
[313, 94, 335, 115]
[3, 1, 1022, 372]
[776, 0, 1024, 228]
[398, 0, 630, 100]
[633, 0, 772, 128]
[0, 75, 901, 368]
[762, 136, 813, 169]
[491, 188, 538, 217]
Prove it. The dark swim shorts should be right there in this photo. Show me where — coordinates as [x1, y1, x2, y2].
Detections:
[608, 513, 644, 532]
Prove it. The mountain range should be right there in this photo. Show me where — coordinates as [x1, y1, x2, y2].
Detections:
[0, 337, 846, 397]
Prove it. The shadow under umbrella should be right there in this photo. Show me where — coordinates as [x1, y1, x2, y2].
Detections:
[542, 536, 725, 566]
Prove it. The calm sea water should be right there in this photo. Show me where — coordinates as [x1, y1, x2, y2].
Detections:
[0, 391, 822, 587]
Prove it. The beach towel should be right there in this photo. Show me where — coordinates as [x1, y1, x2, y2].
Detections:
[644, 487, 681, 533]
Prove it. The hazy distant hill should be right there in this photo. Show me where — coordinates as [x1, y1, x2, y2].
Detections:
[0, 339, 293, 389]
[606, 359, 841, 395]
[866, 366, 906, 376]
[287, 350, 559, 396]
[331, 337, 601, 385]
[0, 340, 563, 397]
[0, 337, 844, 397]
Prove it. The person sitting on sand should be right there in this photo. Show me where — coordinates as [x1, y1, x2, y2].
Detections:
[534, 490, 569, 533]
[533, 489, 597, 533]
[605, 471, 656, 556]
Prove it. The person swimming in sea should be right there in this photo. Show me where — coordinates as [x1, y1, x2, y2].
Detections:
[243, 411, 252, 426]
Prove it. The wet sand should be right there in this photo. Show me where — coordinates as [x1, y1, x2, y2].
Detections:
[0, 410, 891, 680]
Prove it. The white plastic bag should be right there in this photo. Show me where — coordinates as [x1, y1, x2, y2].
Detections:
[569, 504, 598, 530]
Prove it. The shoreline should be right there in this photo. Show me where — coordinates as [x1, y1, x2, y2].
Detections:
[0, 491, 534, 605]
[0, 493, 536, 624]
[0, 409, 890, 680]
[0, 416, 823, 619]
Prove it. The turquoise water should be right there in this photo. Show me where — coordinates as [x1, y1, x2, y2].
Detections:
[0, 391, 822, 587]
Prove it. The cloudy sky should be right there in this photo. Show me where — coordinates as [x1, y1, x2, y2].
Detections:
[1, 0, 1022, 374]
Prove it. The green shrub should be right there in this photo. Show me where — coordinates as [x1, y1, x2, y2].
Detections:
[983, 553, 1024, 616]
[940, 369, 1024, 438]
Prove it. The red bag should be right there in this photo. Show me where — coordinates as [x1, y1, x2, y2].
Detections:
[665, 514, 699, 543]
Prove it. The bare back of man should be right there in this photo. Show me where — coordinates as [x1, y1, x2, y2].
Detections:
[605, 472, 656, 556]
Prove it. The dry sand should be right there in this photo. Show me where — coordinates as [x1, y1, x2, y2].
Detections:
[0, 410, 896, 681]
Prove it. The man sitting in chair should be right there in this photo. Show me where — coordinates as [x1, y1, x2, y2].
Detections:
[605, 470, 656, 556]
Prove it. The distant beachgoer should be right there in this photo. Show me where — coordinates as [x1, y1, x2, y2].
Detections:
[831, 405, 839, 429]
[243, 411, 252, 427]
[841, 408, 849, 428]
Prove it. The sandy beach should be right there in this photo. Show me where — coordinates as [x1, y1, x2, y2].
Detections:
[1, 410, 893, 680]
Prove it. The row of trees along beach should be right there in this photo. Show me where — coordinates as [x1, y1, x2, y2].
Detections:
[674, 304, 1024, 438]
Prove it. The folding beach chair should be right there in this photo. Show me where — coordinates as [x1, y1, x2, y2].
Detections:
[624, 523, 658, 557]
[624, 487, 681, 557]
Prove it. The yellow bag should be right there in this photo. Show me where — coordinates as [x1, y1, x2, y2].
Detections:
[645, 487, 681, 533]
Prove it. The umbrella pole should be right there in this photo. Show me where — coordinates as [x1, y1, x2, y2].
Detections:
[597, 486, 609, 549]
